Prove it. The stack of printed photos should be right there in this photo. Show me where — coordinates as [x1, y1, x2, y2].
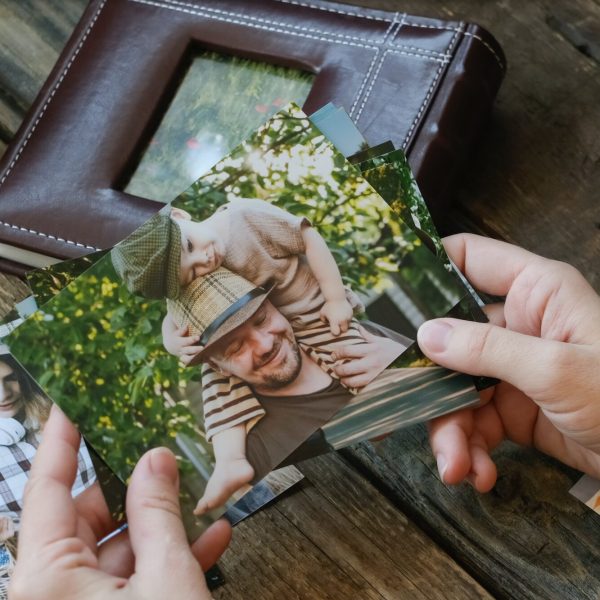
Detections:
[0, 96, 499, 591]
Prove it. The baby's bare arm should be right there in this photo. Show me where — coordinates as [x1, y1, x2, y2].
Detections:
[302, 227, 347, 302]
[161, 312, 203, 364]
[303, 227, 354, 334]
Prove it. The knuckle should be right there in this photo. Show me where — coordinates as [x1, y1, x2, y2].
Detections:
[465, 326, 496, 365]
[551, 259, 581, 281]
[335, 364, 347, 376]
[138, 489, 182, 520]
[541, 260, 587, 296]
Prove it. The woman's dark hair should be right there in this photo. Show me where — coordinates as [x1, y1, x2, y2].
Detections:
[0, 354, 51, 428]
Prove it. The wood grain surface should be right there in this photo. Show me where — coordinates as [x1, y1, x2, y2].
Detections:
[1, 1, 599, 598]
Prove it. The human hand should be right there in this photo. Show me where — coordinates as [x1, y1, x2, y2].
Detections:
[332, 326, 406, 389]
[162, 314, 203, 366]
[320, 299, 353, 336]
[0, 515, 14, 543]
[417, 234, 600, 492]
[10, 406, 232, 600]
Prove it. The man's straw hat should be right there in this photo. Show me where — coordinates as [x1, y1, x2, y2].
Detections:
[167, 267, 272, 365]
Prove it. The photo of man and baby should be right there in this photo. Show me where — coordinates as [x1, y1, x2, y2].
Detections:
[6, 105, 481, 538]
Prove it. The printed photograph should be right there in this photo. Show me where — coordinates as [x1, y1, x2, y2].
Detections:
[6, 105, 481, 539]
[0, 353, 97, 596]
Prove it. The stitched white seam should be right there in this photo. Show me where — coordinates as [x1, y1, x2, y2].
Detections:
[158, 0, 385, 44]
[353, 14, 406, 122]
[0, 220, 101, 251]
[382, 10, 400, 44]
[348, 48, 379, 117]
[140, 0, 449, 58]
[404, 21, 505, 70]
[0, 0, 108, 251]
[354, 49, 389, 123]
[131, 0, 375, 48]
[389, 11, 407, 45]
[130, 0, 448, 62]
[401, 24, 463, 149]
[462, 31, 504, 70]
[268, 0, 390, 22]
[348, 11, 398, 117]
[273, 1, 504, 69]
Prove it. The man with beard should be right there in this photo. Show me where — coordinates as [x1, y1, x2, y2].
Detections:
[169, 267, 474, 492]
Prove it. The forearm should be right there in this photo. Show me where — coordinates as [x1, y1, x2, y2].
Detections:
[302, 227, 346, 301]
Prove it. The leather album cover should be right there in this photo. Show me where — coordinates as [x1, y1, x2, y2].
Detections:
[0, 0, 505, 275]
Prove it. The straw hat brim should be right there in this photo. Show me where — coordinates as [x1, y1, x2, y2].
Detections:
[187, 287, 273, 367]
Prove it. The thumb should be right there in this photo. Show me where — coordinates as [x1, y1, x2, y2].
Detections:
[417, 318, 581, 402]
[126, 448, 206, 593]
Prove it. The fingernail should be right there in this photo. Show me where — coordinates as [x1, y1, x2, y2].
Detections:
[436, 454, 447, 481]
[418, 320, 453, 353]
[331, 352, 337, 361]
[147, 447, 178, 485]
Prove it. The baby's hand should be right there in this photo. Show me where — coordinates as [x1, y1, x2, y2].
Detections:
[320, 299, 353, 336]
[162, 316, 203, 366]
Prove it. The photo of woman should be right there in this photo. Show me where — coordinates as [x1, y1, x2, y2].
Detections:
[0, 353, 96, 596]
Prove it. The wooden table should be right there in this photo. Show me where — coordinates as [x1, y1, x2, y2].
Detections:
[1, 1, 599, 598]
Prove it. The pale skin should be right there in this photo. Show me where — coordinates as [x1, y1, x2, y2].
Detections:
[417, 234, 600, 492]
[10, 406, 232, 600]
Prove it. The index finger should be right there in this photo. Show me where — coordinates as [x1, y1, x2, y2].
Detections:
[443, 234, 541, 297]
[19, 405, 81, 552]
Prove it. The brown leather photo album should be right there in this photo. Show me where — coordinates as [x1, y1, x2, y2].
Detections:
[0, 0, 505, 275]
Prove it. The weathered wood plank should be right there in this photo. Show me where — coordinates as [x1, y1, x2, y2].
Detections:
[343, 429, 600, 599]
[216, 453, 491, 599]
[281, 454, 491, 599]
[0, 0, 86, 143]
[547, 1, 600, 64]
